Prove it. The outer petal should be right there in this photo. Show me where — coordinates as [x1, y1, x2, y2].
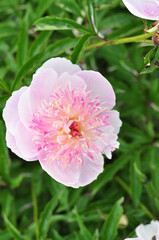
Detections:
[3, 87, 28, 135]
[39, 152, 104, 188]
[122, 0, 159, 20]
[108, 110, 122, 134]
[15, 122, 38, 159]
[6, 131, 37, 161]
[29, 68, 58, 113]
[41, 57, 81, 77]
[57, 72, 86, 90]
[76, 70, 115, 109]
[39, 157, 81, 187]
[136, 220, 159, 240]
[18, 88, 32, 128]
[72, 153, 104, 188]
[124, 239, 142, 240]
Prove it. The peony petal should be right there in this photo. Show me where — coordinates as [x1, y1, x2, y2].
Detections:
[72, 153, 104, 188]
[122, 0, 159, 20]
[39, 157, 81, 187]
[6, 131, 37, 161]
[15, 122, 38, 159]
[29, 68, 58, 113]
[3, 87, 28, 135]
[39, 152, 103, 188]
[124, 239, 142, 240]
[108, 110, 122, 134]
[77, 70, 115, 109]
[18, 88, 32, 128]
[136, 220, 159, 240]
[57, 72, 86, 90]
[41, 57, 81, 77]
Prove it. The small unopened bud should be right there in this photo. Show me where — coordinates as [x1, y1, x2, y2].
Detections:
[152, 32, 159, 46]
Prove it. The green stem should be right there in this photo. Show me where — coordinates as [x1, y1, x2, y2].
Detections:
[87, 31, 155, 50]
[31, 174, 39, 240]
[116, 176, 156, 220]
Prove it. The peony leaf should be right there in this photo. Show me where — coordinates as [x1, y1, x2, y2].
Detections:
[71, 34, 91, 64]
[34, 17, 90, 33]
[101, 197, 124, 240]
[3, 213, 27, 240]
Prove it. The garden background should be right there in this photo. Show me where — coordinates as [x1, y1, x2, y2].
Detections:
[0, 0, 159, 239]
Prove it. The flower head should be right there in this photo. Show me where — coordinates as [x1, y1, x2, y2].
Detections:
[122, 0, 159, 20]
[125, 220, 159, 240]
[3, 58, 121, 188]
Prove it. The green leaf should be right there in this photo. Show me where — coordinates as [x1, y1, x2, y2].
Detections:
[0, 120, 10, 182]
[149, 148, 159, 191]
[12, 52, 43, 91]
[92, 155, 130, 195]
[0, 78, 10, 93]
[36, 0, 53, 18]
[29, 31, 51, 57]
[0, 22, 17, 39]
[87, 0, 97, 33]
[34, 17, 90, 33]
[141, 47, 159, 74]
[12, 37, 78, 90]
[73, 208, 92, 240]
[54, 0, 82, 17]
[130, 153, 142, 207]
[3, 213, 27, 240]
[17, 19, 29, 67]
[101, 197, 124, 240]
[71, 34, 91, 63]
[39, 194, 60, 239]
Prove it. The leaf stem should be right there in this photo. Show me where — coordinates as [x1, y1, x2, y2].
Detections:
[31, 173, 39, 240]
[116, 176, 156, 220]
[87, 31, 155, 50]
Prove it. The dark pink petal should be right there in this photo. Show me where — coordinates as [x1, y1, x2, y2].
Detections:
[3, 87, 28, 135]
[122, 0, 159, 20]
[77, 70, 115, 109]
[41, 57, 81, 77]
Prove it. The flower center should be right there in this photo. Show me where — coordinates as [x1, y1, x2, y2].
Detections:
[69, 121, 82, 138]
[30, 84, 111, 166]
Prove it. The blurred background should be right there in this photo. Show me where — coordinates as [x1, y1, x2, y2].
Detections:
[0, 0, 159, 239]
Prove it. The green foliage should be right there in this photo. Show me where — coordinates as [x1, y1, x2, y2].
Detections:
[0, 0, 159, 239]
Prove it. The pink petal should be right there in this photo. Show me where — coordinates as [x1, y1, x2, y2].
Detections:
[6, 131, 37, 161]
[29, 68, 58, 113]
[122, 0, 159, 20]
[41, 57, 81, 77]
[57, 72, 86, 90]
[15, 122, 38, 159]
[108, 110, 122, 134]
[39, 152, 104, 188]
[39, 157, 81, 187]
[77, 70, 115, 109]
[18, 88, 32, 128]
[72, 153, 104, 188]
[3, 87, 28, 135]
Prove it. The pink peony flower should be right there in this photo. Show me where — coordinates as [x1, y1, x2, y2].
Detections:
[3, 57, 121, 188]
[122, 0, 159, 20]
[124, 220, 159, 240]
